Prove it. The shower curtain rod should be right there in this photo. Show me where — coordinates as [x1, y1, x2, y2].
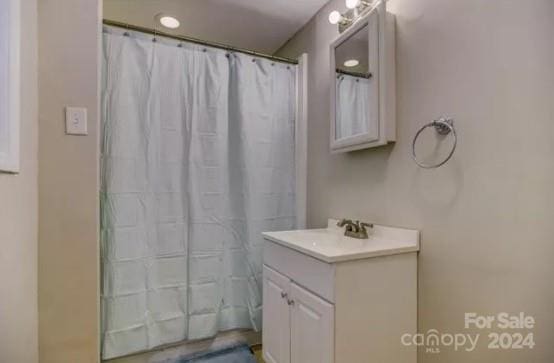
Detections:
[103, 19, 299, 65]
[336, 68, 372, 79]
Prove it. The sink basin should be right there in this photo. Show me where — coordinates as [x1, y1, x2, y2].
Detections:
[262, 219, 419, 263]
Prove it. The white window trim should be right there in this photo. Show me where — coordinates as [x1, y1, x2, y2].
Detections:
[0, 0, 20, 173]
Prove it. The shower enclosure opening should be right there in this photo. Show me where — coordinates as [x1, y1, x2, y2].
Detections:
[100, 22, 307, 360]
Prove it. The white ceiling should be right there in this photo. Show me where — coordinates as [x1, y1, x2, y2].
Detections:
[104, 0, 329, 54]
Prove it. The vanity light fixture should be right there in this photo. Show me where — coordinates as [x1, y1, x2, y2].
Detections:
[155, 13, 180, 29]
[329, 0, 373, 32]
[328, 11, 345, 25]
[345, 0, 361, 9]
[344, 59, 360, 67]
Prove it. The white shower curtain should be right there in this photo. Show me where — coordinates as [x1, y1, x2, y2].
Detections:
[101, 26, 296, 359]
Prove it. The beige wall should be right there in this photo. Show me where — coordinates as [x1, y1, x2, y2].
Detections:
[277, 0, 554, 362]
[0, 0, 38, 362]
[38, 0, 101, 362]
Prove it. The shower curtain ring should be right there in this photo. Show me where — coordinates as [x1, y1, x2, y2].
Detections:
[123, 23, 130, 37]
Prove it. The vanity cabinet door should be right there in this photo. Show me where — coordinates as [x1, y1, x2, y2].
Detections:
[263, 266, 291, 363]
[290, 282, 334, 363]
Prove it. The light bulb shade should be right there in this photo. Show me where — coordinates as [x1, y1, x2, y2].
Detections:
[345, 0, 360, 9]
[328, 11, 342, 25]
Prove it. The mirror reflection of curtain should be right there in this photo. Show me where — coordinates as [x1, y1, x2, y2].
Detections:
[101, 27, 296, 359]
[335, 74, 370, 140]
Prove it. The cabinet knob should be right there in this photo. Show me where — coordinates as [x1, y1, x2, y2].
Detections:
[287, 299, 295, 306]
[281, 292, 288, 299]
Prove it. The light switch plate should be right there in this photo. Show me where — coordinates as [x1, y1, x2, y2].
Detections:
[65, 107, 88, 135]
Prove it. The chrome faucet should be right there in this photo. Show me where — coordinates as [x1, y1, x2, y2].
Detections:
[337, 219, 374, 239]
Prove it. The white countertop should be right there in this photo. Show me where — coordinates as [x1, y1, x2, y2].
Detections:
[262, 219, 419, 263]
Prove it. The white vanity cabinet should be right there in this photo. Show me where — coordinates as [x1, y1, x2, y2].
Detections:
[263, 265, 334, 363]
[262, 220, 419, 363]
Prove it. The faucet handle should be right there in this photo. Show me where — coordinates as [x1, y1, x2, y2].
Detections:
[359, 222, 374, 235]
[337, 218, 352, 227]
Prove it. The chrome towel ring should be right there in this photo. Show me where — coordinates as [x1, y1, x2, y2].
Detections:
[412, 117, 457, 169]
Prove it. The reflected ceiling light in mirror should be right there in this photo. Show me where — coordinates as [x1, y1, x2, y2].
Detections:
[344, 59, 359, 67]
[155, 13, 180, 29]
[346, 0, 361, 9]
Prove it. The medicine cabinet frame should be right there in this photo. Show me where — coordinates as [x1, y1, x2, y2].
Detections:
[329, 0, 395, 153]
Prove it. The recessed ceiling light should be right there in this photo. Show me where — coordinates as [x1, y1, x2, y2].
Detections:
[344, 59, 359, 67]
[156, 14, 180, 29]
